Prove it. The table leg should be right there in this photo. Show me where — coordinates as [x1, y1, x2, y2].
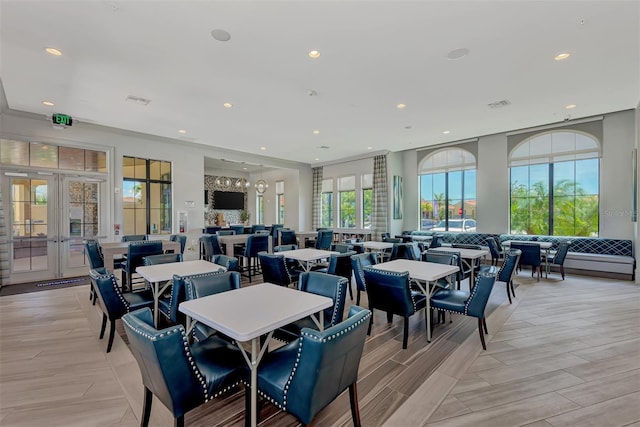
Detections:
[250, 338, 257, 427]
[152, 282, 159, 326]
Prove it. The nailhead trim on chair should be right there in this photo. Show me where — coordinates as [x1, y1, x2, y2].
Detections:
[249, 311, 372, 411]
[183, 271, 226, 300]
[331, 278, 347, 326]
[367, 269, 418, 311]
[94, 272, 131, 310]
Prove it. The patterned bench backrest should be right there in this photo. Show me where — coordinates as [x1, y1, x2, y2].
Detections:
[411, 231, 499, 247]
[499, 234, 632, 257]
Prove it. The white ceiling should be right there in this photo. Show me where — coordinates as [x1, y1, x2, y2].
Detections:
[1, 1, 638, 166]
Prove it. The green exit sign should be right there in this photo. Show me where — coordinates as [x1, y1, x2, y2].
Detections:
[52, 113, 73, 126]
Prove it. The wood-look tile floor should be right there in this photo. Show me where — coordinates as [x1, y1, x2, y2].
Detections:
[1, 271, 639, 426]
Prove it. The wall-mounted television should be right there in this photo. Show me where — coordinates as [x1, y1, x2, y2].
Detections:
[204, 190, 209, 205]
[213, 191, 244, 210]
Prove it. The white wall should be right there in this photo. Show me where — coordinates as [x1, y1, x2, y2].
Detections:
[476, 133, 509, 234]
[1, 110, 312, 244]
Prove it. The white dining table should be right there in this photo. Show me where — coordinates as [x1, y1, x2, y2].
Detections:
[179, 283, 333, 427]
[358, 241, 395, 261]
[100, 240, 180, 271]
[424, 246, 489, 288]
[216, 234, 273, 257]
[371, 259, 459, 342]
[274, 248, 338, 271]
[136, 259, 226, 326]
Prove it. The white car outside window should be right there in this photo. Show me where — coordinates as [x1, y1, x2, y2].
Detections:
[432, 219, 476, 232]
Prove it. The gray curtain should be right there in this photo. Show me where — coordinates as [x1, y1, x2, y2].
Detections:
[372, 155, 388, 241]
[0, 187, 8, 287]
[311, 166, 323, 229]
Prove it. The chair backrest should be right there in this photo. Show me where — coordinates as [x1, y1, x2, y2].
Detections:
[330, 243, 353, 253]
[497, 249, 521, 284]
[126, 241, 164, 272]
[326, 251, 356, 281]
[184, 271, 241, 300]
[362, 267, 417, 316]
[424, 251, 458, 284]
[381, 232, 391, 241]
[465, 273, 497, 318]
[204, 226, 221, 234]
[121, 308, 208, 418]
[486, 238, 501, 259]
[315, 229, 334, 250]
[258, 252, 293, 286]
[170, 271, 224, 324]
[350, 252, 378, 293]
[553, 241, 571, 265]
[428, 248, 465, 279]
[270, 224, 284, 237]
[245, 234, 269, 257]
[122, 234, 147, 242]
[494, 236, 504, 252]
[169, 234, 187, 254]
[202, 234, 223, 258]
[143, 253, 183, 266]
[389, 243, 411, 260]
[217, 230, 236, 236]
[230, 225, 245, 235]
[274, 244, 298, 252]
[298, 271, 348, 327]
[385, 237, 402, 244]
[510, 242, 541, 266]
[251, 224, 266, 234]
[406, 242, 422, 261]
[211, 254, 239, 271]
[284, 306, 371, 425]
[429, 234, 443, 249]
[85, 240, 104, 269]
[280, 229, 297, 245]
[89, 269, 128, 320]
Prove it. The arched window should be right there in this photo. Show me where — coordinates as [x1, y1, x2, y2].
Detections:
[509, 130, 600, 236]
[418, 148, 477, 231]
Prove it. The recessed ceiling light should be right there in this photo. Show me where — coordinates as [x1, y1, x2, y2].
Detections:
[315, 158, 320, 161]
[443, 130, 451, 134]
[447, 48, 469, 60]
[223, 102, 233, 108]
[397, 103, 407, 109]
[260, 146, 266, 150]
[243, 167, 247, 170]
[312, 130, 320, 135]
[42, 101, 54, 106]
[211, 29, 231, 42]
[178, 129, 187, 134]
[554, 52, 571, 61]
[565, 104, 577, 109]
[367, 146, 373, 150]
[45, 47, 62, 56]
[308, 50, 320, 59]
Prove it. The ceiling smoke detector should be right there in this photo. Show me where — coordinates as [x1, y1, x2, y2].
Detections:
[125, 95, 151, 106]
[488, 100, 511, 109]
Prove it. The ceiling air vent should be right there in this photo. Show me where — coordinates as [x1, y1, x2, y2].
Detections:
[488, 100, 511, 109]
[125, 95, 151, 106]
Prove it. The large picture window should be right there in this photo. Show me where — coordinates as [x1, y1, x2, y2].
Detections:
[123, 156, 172, 235]
[321, 179, 334, 228]
[362, 174, 373, 229]
[338, 176, 356, 228]
[510, 131, 600, 236]
[419, 148, 477, 231]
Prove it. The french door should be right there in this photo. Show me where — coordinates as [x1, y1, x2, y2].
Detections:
[2, 170, 107, 284]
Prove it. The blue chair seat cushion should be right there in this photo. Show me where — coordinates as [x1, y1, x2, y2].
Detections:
[430, 289, 469, 313]
[124, 289, 155, 311]
[478, 265, 499, 274]
[410, 291, 428, 311]
[253, 339, 300, 406]
[191, 335, 245, 395]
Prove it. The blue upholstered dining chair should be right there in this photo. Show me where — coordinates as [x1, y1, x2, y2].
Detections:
[201, 234, 223, 261]
[211, 254, 239, 271]
[184, 271, 242, 342]
[429, 234, 444, 249]
[316, 250, 356, 300]
[486, 237, 504, 266]
[235, 234, 269, 282]
[389, 243, 411, 260]
[142, 253, 183, 325]
[362, 267, 428, 349]
[493, 249, 521, 303]
[430, 272, 497, 350]
[510, 242, 542, 281]
[258, 252, 298, 287]
[165, 270, 226, 328]
[270, 223, 284, 247]
[204, 226, 222, 234]
[216, 229, 236, 236]
[279, 228, 297, 246]
[121, 240, 163, 292]
[121, 234, 147, 242]
[88, 269, 154, 353]
[424, 251, 459, 290]
[546, 241, 571, 280]
[315, 229, 334, 250]
[350, 252, 379, 306]
[250, 224, 266, 234]
[274, 271, 348, 343]
[247, 306, 371, 426]
[122, 308, 245, 427]
[230, 224, 245, 235]
[85, 240, 105, 304]
[427, 248, 470, 290]
[169, 234, 187, 254]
